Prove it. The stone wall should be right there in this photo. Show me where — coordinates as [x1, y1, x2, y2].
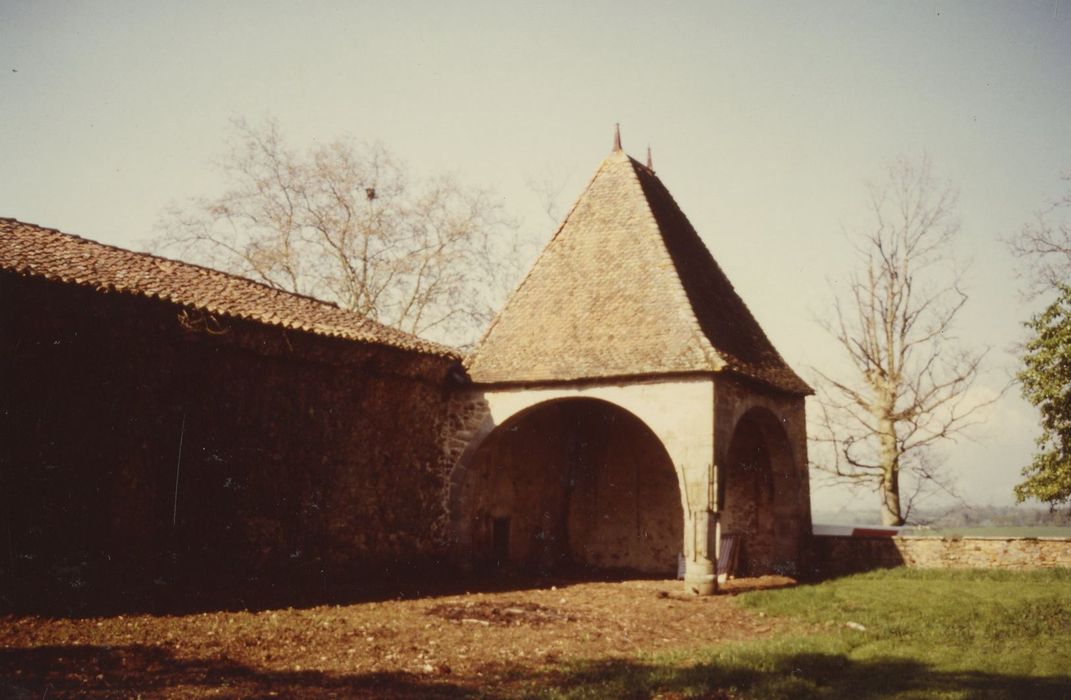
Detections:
[1, 272, 458, 610]
[810, 535, 1071, 578]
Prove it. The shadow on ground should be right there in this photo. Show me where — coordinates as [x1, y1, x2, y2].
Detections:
[2, 644, 1069, 699]
[1, 562, 685, 618]
[0, 643, 474, 699]
[540, 653, 1071, 700]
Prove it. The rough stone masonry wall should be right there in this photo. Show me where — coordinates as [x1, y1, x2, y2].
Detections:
[0, 272, 457, 609]
[811, 535, 1071, 578]
[714, 376, 811, 577]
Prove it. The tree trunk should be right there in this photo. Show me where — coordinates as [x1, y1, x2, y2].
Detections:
[878, 416, 904, 526]
[880, 469, 903, 526]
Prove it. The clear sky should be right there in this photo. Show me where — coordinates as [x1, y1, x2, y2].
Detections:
[3, 1, 1069, 516]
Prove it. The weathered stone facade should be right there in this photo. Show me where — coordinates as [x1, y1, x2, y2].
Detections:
[810, 535, 1071, 577]
[714, 376, 810, 577]
[443, 373, 812, 591]
[1, 271, 459, 609]
[454, 140, 815, 593]
[447, 380, 713, 577]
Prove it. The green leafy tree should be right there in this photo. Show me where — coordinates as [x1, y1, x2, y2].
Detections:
[1016, 286, 1071, 509]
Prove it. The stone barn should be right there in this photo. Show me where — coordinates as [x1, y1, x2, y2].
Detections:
[448, 137, 813, 594]
[0, 218, 462, 610]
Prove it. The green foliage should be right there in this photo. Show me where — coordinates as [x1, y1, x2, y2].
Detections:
[528, 569, 1071, 699]
[1018, 285, 1071, 508]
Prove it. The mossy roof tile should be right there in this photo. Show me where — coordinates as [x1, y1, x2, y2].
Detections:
[466, 149, 811, 395]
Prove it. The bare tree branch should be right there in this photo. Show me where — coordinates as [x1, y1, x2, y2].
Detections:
[1008, 172, 1071, 298]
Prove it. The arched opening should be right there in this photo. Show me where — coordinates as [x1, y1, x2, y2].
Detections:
[458, 398, 683, 576]
[720, 407, 800, 576]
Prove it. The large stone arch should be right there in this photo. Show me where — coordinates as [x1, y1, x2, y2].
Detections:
[719, 405, 803, 575]
[451, 393, 689, 575]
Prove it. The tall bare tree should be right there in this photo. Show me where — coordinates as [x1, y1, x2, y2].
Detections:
[154, 119, 524, 347]
[812, 156, 993, 525]
[1008, 173, 1071, 298]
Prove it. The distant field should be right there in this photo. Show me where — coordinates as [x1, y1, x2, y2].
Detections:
[902, 526, 1071, 538]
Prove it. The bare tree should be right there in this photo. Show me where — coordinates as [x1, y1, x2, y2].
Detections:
[154, 119, 524, 347]
[812, 156, 994, 526]
[1008, 173, 1071, 297]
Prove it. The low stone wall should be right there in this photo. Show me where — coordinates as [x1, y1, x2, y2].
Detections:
[811, 535, 1071, 577]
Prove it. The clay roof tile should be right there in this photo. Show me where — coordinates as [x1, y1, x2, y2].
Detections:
[0, 218, 459, 360]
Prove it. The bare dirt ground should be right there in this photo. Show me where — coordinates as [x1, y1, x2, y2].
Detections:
[0, 576, 797, 698]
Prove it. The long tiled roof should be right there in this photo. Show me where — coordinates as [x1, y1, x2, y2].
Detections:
[466, 149, 812, 395]
[0, 218, 459, 358]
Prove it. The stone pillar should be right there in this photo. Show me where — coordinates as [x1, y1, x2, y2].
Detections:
[683, 508, 718, 595]
[680, 455, 719, 595]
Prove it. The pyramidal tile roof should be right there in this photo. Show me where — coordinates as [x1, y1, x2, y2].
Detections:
[0, 218, 459, 358]
[466, 146, 811, 395]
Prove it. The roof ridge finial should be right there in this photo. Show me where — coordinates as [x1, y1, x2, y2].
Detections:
[646, 145, 653, 170]
[613, 123, 622, 152]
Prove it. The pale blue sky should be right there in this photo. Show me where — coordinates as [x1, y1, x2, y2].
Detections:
[2, 1, 1069, 514]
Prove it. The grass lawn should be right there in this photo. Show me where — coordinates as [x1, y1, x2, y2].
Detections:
[530, 568, 1071, 699]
